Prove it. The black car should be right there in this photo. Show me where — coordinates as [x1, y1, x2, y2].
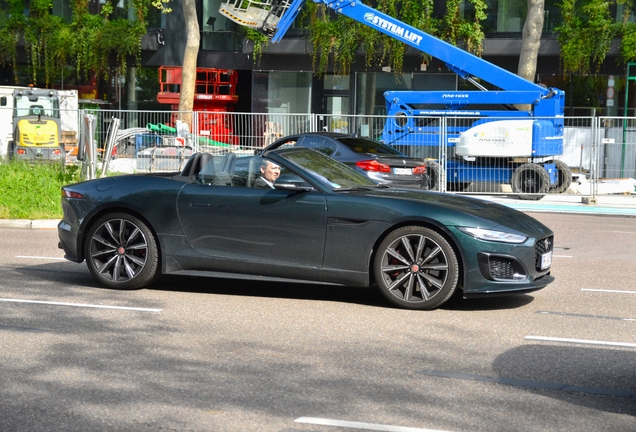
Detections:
[263, 132, 429, 189]
[58, 147, 555, 310]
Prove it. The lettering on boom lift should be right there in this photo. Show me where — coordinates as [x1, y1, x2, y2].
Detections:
[363, 13, 423, 45]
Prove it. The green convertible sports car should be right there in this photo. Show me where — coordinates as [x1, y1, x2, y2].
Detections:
[58, 147, 554, 310]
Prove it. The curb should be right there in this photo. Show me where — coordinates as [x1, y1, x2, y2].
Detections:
[0, 219, 60, 230]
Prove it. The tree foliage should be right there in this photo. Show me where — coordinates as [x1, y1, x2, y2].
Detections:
[556, 0, 634, 73]
[0, 0, 170, 87]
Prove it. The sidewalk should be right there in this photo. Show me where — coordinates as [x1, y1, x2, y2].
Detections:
[482, 193, 636, 216]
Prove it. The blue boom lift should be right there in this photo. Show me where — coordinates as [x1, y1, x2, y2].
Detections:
[219, 0, 571, 199]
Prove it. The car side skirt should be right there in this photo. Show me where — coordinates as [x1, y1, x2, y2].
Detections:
[166, 270, 347, 286]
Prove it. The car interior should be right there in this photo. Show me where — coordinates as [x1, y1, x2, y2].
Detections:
[179, 152, 269, 188]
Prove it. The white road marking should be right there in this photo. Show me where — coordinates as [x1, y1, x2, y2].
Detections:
[16, 255, 66, 261]
[295, 417, 452, 432]
[581, 289, 636, 295]
[537, 310, 636, 322]
[0, 298, 162, 313]
[525, 336, 636, 348]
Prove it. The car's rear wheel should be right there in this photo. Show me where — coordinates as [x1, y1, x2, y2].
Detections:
[374, 226, 459, 310]
[425, 161, 440, 191]
[85, 213, 159, 289]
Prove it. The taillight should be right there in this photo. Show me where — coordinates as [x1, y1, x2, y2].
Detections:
[413, 165, 427, 175]
[62, 189, 84, 199]
[17, 148, 26, 155]
[356, 160, 391, 173]
[53, 149, 61, 155]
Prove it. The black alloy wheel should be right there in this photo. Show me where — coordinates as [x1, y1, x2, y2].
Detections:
[511, 163, 550, 200]
[374, 226, 459, 310]
[85, 213, 159, 289]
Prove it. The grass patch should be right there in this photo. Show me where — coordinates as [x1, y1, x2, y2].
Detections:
[0, 162, 82, 219]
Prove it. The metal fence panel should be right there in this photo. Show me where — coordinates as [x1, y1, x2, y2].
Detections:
[589, 117, 636, 196]
[599, 118, 636, 179]
[39, 108, 636, 199]
[562, 117, 594, 175]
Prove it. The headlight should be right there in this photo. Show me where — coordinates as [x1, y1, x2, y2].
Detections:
[458, 227, 527, 244]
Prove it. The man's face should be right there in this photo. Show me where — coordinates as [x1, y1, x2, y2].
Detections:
[261, 161, 281, 182]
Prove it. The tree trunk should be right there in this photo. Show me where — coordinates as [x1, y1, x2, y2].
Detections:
[517, 0, 545, 110]
[179, 0, 200, 128]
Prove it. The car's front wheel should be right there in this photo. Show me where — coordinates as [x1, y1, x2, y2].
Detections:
[85, 213, 159, 289]
[374, 226, 459, 310]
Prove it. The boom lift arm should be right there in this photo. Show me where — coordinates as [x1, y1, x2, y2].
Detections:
[220, 0, 570, 200]
[223, 0, 562, 105]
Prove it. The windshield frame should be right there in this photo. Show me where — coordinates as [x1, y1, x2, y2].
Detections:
[267, 147, 380, 191]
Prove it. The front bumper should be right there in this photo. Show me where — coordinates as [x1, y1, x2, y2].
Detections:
[455, 230, 555, 297]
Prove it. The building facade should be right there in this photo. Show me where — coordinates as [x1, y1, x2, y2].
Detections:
[2, 0, 632, 116]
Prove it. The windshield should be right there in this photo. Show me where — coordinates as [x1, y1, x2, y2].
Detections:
[14, 94, 60, 118]
[275, 148, 378, 189]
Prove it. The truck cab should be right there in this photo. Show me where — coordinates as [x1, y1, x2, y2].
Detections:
[8, 88, 65, 163]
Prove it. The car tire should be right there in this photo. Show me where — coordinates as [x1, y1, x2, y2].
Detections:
[373, 226, 459, 310]
[85, 213, 159, 290]
[511, 163, 549, 200]
[425, 161, 440, 191]
[547, 160, 572, 194]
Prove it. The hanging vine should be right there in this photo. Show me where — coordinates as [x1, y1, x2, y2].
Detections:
[245, 28, 270, 63]
[303, 0, 485, 76]
[0, 0, 168, 87]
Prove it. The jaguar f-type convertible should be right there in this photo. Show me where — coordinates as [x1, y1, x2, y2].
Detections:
[58, 147, 555, 310]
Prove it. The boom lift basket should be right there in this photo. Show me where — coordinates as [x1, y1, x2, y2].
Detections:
[219, 0, 292, 35]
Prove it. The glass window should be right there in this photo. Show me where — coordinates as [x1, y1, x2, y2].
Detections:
[356, 72, 456, 115]
[496, 0, 527, 32]
[252, 71, 312, 113]
[324, 75, 349, 91]
[51, 0, 72, 21]
[543, 0, 562, 32]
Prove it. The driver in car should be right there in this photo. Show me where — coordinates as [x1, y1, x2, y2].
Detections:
[254, 159, 281, 188]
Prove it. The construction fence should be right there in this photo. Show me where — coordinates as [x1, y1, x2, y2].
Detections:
[3, 106, 635, 197]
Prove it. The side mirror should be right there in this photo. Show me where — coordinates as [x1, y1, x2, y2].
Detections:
[274, 174, 314, 192]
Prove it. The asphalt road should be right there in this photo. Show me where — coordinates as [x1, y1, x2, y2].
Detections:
[0, 213, 634, 432]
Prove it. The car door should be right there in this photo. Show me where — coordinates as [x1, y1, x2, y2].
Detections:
[176, 159, 327, 269]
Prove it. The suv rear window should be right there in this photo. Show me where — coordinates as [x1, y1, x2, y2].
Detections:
[337, 137, 403, 155]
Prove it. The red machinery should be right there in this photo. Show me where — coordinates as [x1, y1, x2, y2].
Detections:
[157, 67, 239, 145]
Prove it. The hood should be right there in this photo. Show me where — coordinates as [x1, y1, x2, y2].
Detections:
[361, 188, 553, 236]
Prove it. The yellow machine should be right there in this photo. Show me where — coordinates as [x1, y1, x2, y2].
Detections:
[8, 88, 65, 162]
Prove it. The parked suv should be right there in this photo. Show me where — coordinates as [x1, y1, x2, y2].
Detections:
[263, 132, 429, 189]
